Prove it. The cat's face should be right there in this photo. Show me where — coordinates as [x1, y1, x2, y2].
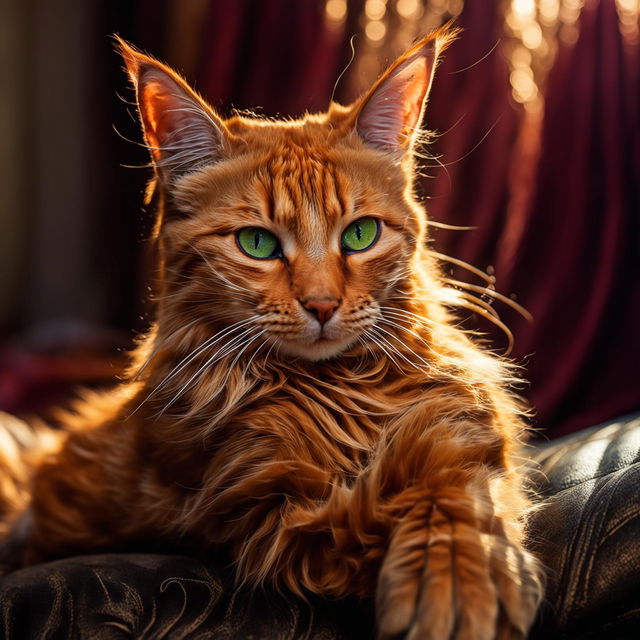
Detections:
[165, 123, 419, 361]
[119, 30, 453, 361]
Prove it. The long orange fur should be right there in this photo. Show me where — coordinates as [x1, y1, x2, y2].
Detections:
[0, 27, 543, 639]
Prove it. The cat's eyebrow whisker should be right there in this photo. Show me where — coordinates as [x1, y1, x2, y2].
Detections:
[188, 243, 257, 298]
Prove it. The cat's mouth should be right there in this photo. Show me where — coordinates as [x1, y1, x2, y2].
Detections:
[275, 332, 358, 361]
[265, 310, 366, 361]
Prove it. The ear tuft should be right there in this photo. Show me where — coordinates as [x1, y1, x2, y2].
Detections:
[354, 24, 458, 153]
[114, 35, 143, 84]
[115, 36, 228, 182]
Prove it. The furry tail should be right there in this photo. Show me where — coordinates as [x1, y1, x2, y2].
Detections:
[0, 412, 56, 536]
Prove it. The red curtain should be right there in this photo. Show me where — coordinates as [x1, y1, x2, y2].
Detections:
[427, 0, 640, 436]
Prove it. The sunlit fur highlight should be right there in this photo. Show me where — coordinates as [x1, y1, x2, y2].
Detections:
[0, 27, 543, 639]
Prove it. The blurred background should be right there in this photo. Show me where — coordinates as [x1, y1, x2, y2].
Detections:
[0, 0, 638, 438]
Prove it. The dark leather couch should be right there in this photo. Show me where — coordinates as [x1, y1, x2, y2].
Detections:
[529, 413, 640, 639]
[1, 413, 638, 639]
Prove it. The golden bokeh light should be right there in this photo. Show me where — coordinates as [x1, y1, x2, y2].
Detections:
[559, 0, 584, 26]
[365, 0, 388, 21]
[615, 0, 640, 45]
[510, 68, 538, 103]
[539, 0, 560, 25]
[349, 0, 638, 108]
[366, 19, 387, 42]
[351, 0, 465, 95]
[396, 0, 421, 18]
[513, 0, 537, 20]
[325, 0, 347, 23]
[511, 45, 533, 68]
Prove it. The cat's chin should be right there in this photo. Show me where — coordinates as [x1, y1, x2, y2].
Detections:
[276, 336, 358, 362]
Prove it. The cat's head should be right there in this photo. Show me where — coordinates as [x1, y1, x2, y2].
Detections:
[119, 28, 455, 362]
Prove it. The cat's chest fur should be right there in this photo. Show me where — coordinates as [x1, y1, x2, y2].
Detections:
[210, 362, 424, 475]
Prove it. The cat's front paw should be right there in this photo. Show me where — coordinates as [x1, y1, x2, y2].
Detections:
[376, 501, 542, 640]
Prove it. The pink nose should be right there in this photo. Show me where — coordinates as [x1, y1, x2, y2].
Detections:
[302, 298, 340, 325]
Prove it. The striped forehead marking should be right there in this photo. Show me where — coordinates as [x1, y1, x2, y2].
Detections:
[265, 149, 345, 257]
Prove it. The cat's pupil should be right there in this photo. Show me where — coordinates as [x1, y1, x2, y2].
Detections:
[355, 224, 362, 240]
[254, 232, 260, 249]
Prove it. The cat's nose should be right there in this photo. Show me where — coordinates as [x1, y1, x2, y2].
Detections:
[302, 298, 340, 325]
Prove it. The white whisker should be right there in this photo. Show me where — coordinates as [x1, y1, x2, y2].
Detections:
[128, 316, 259, 417]
[370, 328, 422, 372]
[364, 328, 403, 371]
[157, 324, 264, 415]
[374, 323, 434, 372]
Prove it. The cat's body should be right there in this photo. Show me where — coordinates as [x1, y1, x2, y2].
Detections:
[0, 28, 542, 639]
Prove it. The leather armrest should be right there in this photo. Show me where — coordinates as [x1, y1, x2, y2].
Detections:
[528, 413, 640, 639]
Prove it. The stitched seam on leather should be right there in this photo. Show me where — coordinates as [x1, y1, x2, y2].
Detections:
[543, 466, 624, 619]
[574, 467, 637, 612]
[554, 466, 634, 620]
[548, 460, 640, 494]
[598, 503, 640, 544]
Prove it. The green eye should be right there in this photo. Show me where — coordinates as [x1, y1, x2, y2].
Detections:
[341, 218, 379, 253]
[237, 227, 280, 259]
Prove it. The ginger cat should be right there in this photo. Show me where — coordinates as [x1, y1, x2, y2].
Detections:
[0, 27, 542, 639]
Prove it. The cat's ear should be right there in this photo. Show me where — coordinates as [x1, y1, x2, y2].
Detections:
[116, 37, 229, 182]
[351, 26, 457, 153]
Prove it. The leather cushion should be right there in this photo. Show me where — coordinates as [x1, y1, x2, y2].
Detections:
[0, 553, 373, 639]
[528, 413, 640, 639]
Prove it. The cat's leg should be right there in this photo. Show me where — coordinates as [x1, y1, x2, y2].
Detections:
[207, 412, 543, 639]
[370, 413, 543, 640]
[1, 421, 150, 568]
[375, 478, 541, 640]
